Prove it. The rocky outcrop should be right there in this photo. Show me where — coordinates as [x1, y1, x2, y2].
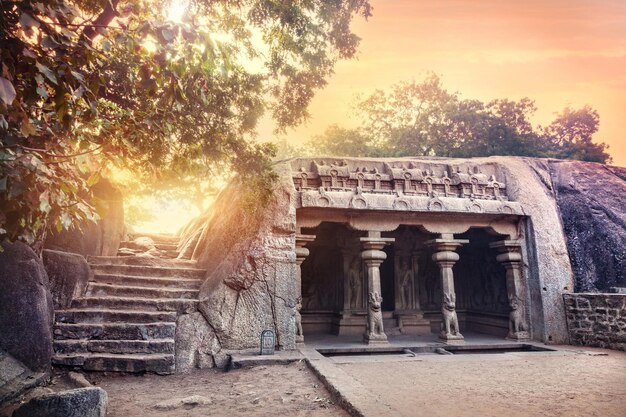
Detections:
[45, 178, 124, 257]
[0, 242, 54, 374]
[188, 162, 297, 352]
[12, 387, 108, 417]
[42, 250, 92, 310]
[550, 160, 626, 292]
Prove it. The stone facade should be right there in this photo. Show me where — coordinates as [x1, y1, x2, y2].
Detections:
[180, 155, 599, 352]
[563, 294, 626, 351]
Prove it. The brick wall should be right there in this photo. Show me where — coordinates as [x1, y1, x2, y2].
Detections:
[563, 294, 626, 351]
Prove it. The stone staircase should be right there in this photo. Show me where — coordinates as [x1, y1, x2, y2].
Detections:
[52, 235, 205, 374]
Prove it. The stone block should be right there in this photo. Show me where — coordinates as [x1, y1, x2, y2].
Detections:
[42, 250, 92, 310]
[12, 387, 107, 417]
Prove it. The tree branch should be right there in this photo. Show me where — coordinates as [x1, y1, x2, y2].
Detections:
[80, 0, 120, 44]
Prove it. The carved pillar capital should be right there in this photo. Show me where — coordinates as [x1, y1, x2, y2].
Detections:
[426, 236, 469, 255]
[295, 234, 315, 266]
[490, 240, 529, 341]
[490, 240, 522, 266]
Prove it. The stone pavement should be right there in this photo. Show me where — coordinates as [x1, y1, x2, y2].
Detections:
[297, 343, 626, 417]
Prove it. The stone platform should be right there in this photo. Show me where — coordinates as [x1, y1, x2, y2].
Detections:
[302, 331, 532, 351]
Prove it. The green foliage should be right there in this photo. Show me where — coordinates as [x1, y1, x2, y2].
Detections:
[308, 74, 611, 164]
[0, 0, 371, 245]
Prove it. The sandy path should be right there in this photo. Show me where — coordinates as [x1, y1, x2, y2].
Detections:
[93, 362, 349, 417]
[336, 348, 626, 417]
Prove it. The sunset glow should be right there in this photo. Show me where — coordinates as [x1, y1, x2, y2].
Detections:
[261, 0, 626, 166]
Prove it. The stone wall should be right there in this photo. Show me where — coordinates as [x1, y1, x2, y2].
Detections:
[563, 293, 626, 351]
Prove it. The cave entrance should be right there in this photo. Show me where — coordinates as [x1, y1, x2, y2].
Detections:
[452, 228, 512, 337]
[298, 221, 522, 341]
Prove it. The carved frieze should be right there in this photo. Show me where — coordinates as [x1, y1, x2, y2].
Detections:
[290, 158, 523, 215]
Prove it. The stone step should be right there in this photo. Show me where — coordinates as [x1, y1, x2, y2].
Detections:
[88, 256, 196, 268]
[55, 309, 177, 324]
[71, 296, 198, 313]
[52, 353, 175, 374]
[86, 283, 199, 299]
[54, 339, 175, 355]
[145, 233, 179, 243]
[128, 233, 179, 245]
[155, 243, 178, 251]
[90, 264, 205, 279]
[93, 273, 202, 289]
[53, 322, 176, 341]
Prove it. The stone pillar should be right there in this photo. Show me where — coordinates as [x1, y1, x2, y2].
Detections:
[295, 232, 315, 345]
[490, 240, 530, 341]
[427, 234, 468, 344]
[360, 231, 394, 344]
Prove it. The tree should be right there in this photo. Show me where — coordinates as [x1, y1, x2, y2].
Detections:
[308, 124, 379, 157]
[308, 74, 611, 164]
[544, 106, 611, 163]
[0, 0, 372, 247]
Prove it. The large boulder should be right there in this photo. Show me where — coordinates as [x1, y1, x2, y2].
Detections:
[550, 160, 626, 292]
[12, 387, 108, 417]
[45, 178, 124, 256]
[191, 162, 297, 353]
[42, 250, 92, 310]
[0, 242, 53, 374]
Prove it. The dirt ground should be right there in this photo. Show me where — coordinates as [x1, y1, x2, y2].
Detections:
[1, 362, 348, 417]
[334, 347, 626, 417]
[3, 347, 626, 417]
[94, 362, 348, 417]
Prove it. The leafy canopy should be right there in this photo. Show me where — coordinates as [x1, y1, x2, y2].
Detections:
[0, 0, 372, 246]
[308, 74, 611, 164]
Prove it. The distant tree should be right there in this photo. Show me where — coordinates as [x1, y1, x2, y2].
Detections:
[308, 75, 611, 164]
[544, 106, 611, 163]
[308, 124, 380, 157]
[0, 0, 372, 247]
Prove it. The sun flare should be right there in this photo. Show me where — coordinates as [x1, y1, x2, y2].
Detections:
[166, 0, 189, 23]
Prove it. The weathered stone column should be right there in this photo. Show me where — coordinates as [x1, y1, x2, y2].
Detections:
[427, 234, 468, 343]
[360, 231, 394, 344]
[295, 232, 315, 345]
[490, 240, 530, 341]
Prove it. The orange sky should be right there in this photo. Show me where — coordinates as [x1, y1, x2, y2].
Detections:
[261, 0, 626, 166]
